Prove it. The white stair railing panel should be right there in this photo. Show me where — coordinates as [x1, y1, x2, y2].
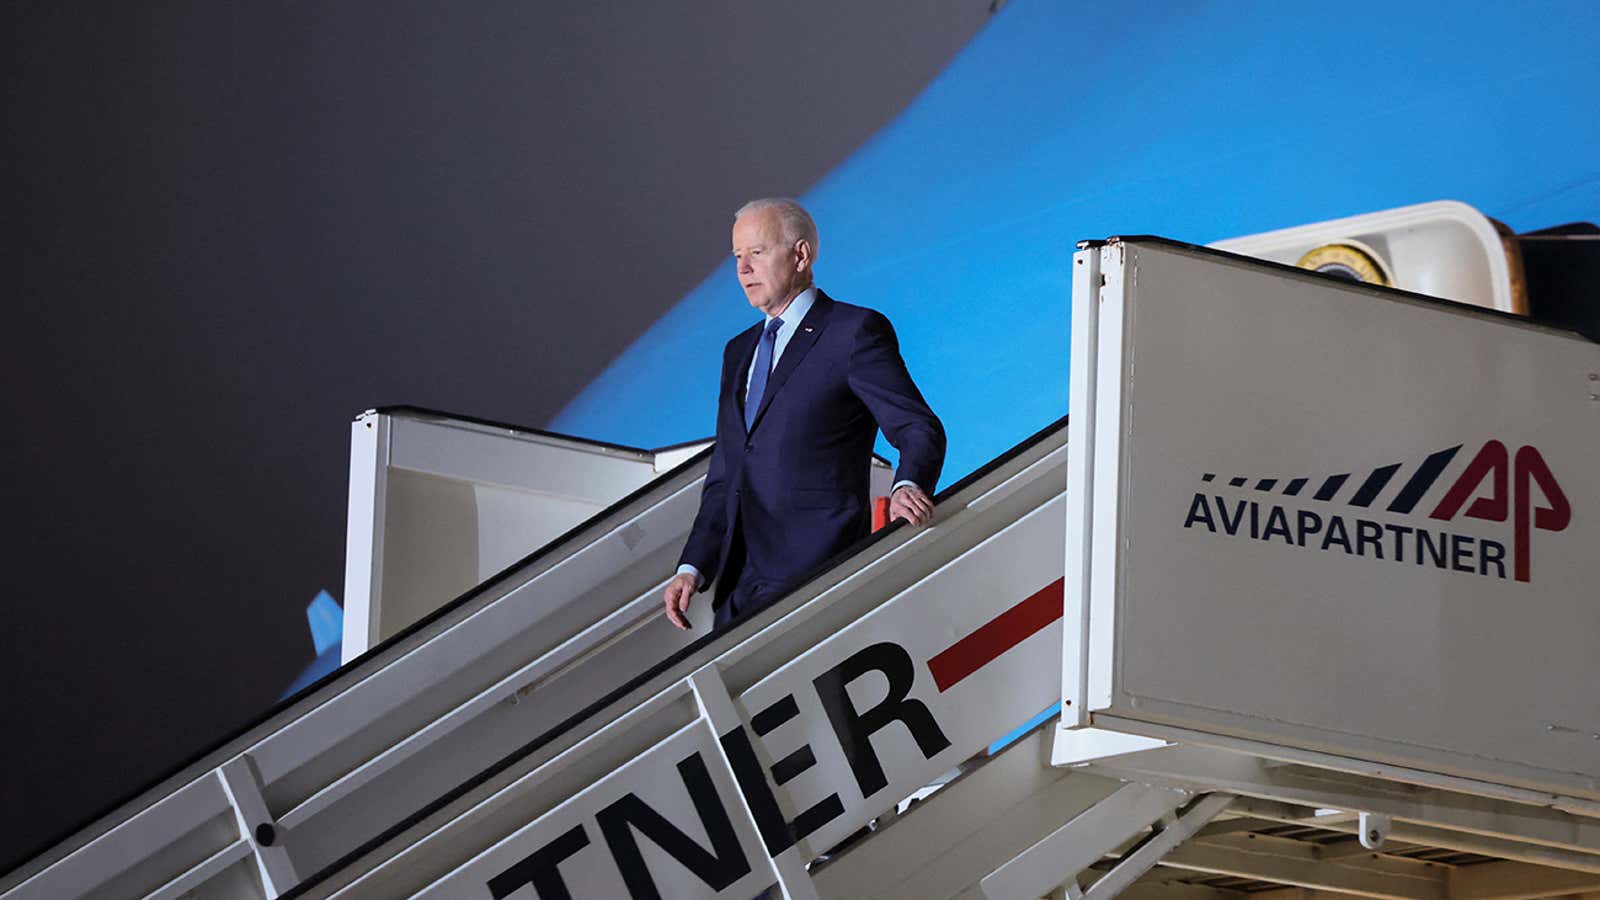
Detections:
[1, 449, 714, 900]
[284, 423, 1072, 898]
[731, 495, 1067, 859]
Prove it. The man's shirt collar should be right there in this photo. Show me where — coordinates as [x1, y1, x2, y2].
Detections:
[768, 286, 816, 328]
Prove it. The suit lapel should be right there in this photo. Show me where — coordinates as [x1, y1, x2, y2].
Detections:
[749, 292, 832, 433]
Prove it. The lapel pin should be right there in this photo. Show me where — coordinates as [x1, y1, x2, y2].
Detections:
[804, 326, 814, 332]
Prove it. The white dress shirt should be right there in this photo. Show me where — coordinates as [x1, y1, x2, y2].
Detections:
[744, 286, 817, 397]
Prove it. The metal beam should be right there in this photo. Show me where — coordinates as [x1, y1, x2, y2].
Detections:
[1254, 883, 1369, 890]
[1203, 832, 1450, 883]
[1113, 881, 1248, 900]
[1090, 719, 1600, 821]
[1159, 835, 1447, 900]
[1449, 860, 1600, 899]
[811, 728, 1125, 900]
[1088, 746, 1600, 856]
[217, 757, 298, 898]
[689, 667, 818, 900]
[1230, 797, 1600, 874]
[1191, 817, 1286, 838]
[980, 783, 1191, 900]
[1317, 837, 1429, 860]
[1082, 794, 1234, 900]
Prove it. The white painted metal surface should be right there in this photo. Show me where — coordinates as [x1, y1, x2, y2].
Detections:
[340, 409, 664, 661]
[281, 422, 1071, 899]
[341, 412, 389, 664]
[980, 782, 1191, 899]
[1066, 238, 1600, 801]
[341, 410, 885, 663]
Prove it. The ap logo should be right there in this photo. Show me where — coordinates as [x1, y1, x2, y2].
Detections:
[1429, 440, 1571, 582]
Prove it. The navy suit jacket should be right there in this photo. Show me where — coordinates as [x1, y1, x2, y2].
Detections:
[678, 290, 945, 604]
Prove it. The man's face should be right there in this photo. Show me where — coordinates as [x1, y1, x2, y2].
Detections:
[732, 209, 811, 316]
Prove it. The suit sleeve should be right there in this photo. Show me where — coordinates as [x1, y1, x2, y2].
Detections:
[677, 344, 738, 593]
[847, 311, 946, 493]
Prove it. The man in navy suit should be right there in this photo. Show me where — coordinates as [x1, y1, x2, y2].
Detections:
[663, 198, 945, 630]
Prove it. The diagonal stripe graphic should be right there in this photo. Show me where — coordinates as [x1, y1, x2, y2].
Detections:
[927, 578, 1063, 692]
[1387, 445, 1462, 513]
[1283, 477, 1308, 496]
[1313, 474, 1349, 501]
[1348, 463, 1401, 507]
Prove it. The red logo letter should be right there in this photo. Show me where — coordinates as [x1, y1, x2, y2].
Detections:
[1432, 440, 1570, 582]
[1512, 446, 1571, 583]
[1431, 440, 1508, 523]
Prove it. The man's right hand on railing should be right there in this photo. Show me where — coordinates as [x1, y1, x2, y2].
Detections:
[663, 572, 698, 630]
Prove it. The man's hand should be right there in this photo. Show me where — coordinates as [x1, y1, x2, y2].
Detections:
[889, 484, 934, 526]
[663, 572, 698, 630]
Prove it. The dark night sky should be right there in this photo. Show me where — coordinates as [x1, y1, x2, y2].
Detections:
[1, 1, 992, 869]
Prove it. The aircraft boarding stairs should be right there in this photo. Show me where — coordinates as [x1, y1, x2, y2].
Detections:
[6, 233, 1599, 900]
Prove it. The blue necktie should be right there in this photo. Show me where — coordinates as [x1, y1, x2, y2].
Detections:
[744, 316, 783, 430]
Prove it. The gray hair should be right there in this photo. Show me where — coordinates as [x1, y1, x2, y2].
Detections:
[735, 197, 819, 259]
